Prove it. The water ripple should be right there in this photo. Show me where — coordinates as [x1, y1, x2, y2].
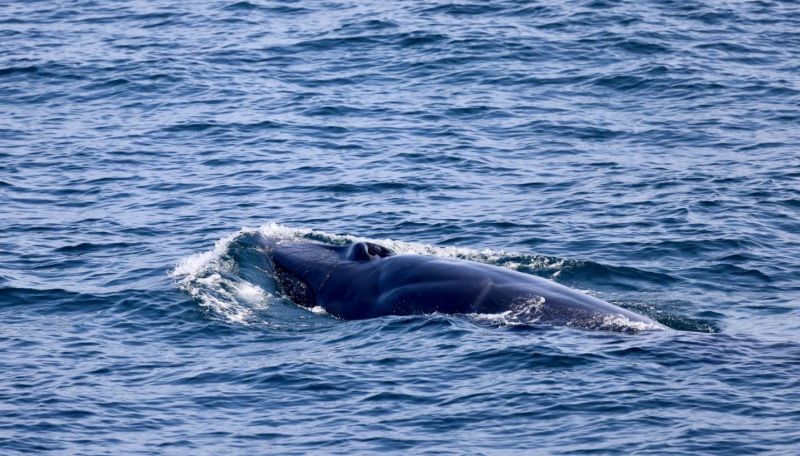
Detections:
[2, 0, 800, 453]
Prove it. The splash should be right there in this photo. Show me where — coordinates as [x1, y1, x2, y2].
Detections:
[469, 296, 547, 326]
[591, 314, 669, 332]
[170, 228, 275, 324]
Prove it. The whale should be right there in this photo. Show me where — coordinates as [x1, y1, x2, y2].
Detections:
[268, 240, 662, 330]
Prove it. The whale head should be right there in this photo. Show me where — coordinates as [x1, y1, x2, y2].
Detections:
[270, 241, 394, 307]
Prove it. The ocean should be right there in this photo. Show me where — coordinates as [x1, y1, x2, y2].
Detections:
[2, 0, 799, 453]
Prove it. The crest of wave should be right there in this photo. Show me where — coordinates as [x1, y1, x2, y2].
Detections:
[170, 230, 275, 324]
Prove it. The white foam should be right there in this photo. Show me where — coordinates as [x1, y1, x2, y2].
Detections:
[234, 281, 269, 307]
[594, 314, 668, 332]
[310, 306, 328, 315]
[469, 310, 518, 325]
[170, 230, 244, 278]
[170, 228, 273, 324]
[469, 296, 546, 326]
[256, 221, 313, 241]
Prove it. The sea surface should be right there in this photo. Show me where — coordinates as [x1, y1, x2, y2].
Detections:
[2, 0, 800, 453]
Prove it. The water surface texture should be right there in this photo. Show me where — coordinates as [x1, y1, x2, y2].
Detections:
[2, 0, 800, 453]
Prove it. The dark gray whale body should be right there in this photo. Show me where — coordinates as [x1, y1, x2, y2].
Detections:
[270, 240, 661, 330]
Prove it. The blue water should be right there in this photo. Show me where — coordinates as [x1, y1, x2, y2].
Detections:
[2, 0, 800, 453]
